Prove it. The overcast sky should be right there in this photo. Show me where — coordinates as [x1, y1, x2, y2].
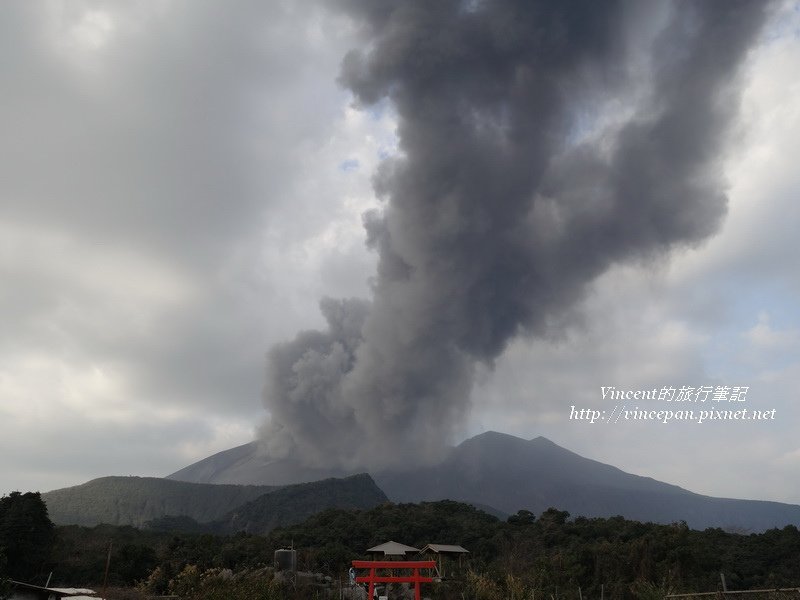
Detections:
[1, 0, 799, 505]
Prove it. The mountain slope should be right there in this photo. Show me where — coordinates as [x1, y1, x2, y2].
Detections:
[42, 476, 276, 527]
[215, 473, 389, 534]
[168, 431, 800, 531]
[43, 473, 389, 534]
[167, 442, 348, 485]
[373, 432, 800, 531]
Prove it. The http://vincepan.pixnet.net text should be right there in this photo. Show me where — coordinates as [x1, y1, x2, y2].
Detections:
[569, 386, 777, 424]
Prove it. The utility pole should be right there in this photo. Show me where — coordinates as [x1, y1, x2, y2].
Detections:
[101, 541, 113, 600]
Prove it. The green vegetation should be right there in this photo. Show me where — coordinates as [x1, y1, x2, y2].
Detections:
[7, 491, 800, 599]
[42, 474, 388, 535]
[0, 547, 11, 600]
[271, 499, 499, 572]
[219, 474, 389, 535]
[157, 565, 325, 600]
[0, 491, 55, 584]
[42, 476, 276, 527]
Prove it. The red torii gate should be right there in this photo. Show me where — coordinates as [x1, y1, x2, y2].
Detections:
[352, 560, 436, 600]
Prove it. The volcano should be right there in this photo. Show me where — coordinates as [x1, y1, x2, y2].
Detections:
[167, 431, 800, 532]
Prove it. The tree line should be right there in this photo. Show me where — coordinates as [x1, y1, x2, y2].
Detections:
[3, 492, 800, 599]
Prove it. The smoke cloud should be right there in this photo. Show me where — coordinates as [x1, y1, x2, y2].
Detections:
[262, 0, 774, 469]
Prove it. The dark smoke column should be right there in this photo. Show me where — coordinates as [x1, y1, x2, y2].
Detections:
[262, 0, 775, 470]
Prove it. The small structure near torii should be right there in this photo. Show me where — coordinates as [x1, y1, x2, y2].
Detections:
[352, 540, 470, 598]
[366, 540, 421, 559]
[418, 543, 469, 577]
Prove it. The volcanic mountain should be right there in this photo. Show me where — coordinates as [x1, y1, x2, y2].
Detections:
[167, 431, 800, 532]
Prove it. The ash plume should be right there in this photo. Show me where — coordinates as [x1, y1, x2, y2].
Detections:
[261, 0, 774, 469]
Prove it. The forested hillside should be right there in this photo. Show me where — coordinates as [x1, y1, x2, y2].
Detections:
[269, 502, 800, 597]
[8, 491, 800, 599]
[43, 474, 388, 536]
[43, 476, 276, 527]
[218, 473, 389, 534]
[146, 473, 390, 535]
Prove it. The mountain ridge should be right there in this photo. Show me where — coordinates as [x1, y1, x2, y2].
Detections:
[216, 473, 388, 534]
[167, 431, 800, 532]
[43, 473, 388, 534]
[42, 475, 277, 527]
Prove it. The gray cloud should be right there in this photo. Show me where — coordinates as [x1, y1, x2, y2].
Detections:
[262, 0, 776, 470]
[0, 0, 380, 494]
[0, 0, 366, 416]
[1, 1, 341, 265]
[2, 0, 796, 505]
